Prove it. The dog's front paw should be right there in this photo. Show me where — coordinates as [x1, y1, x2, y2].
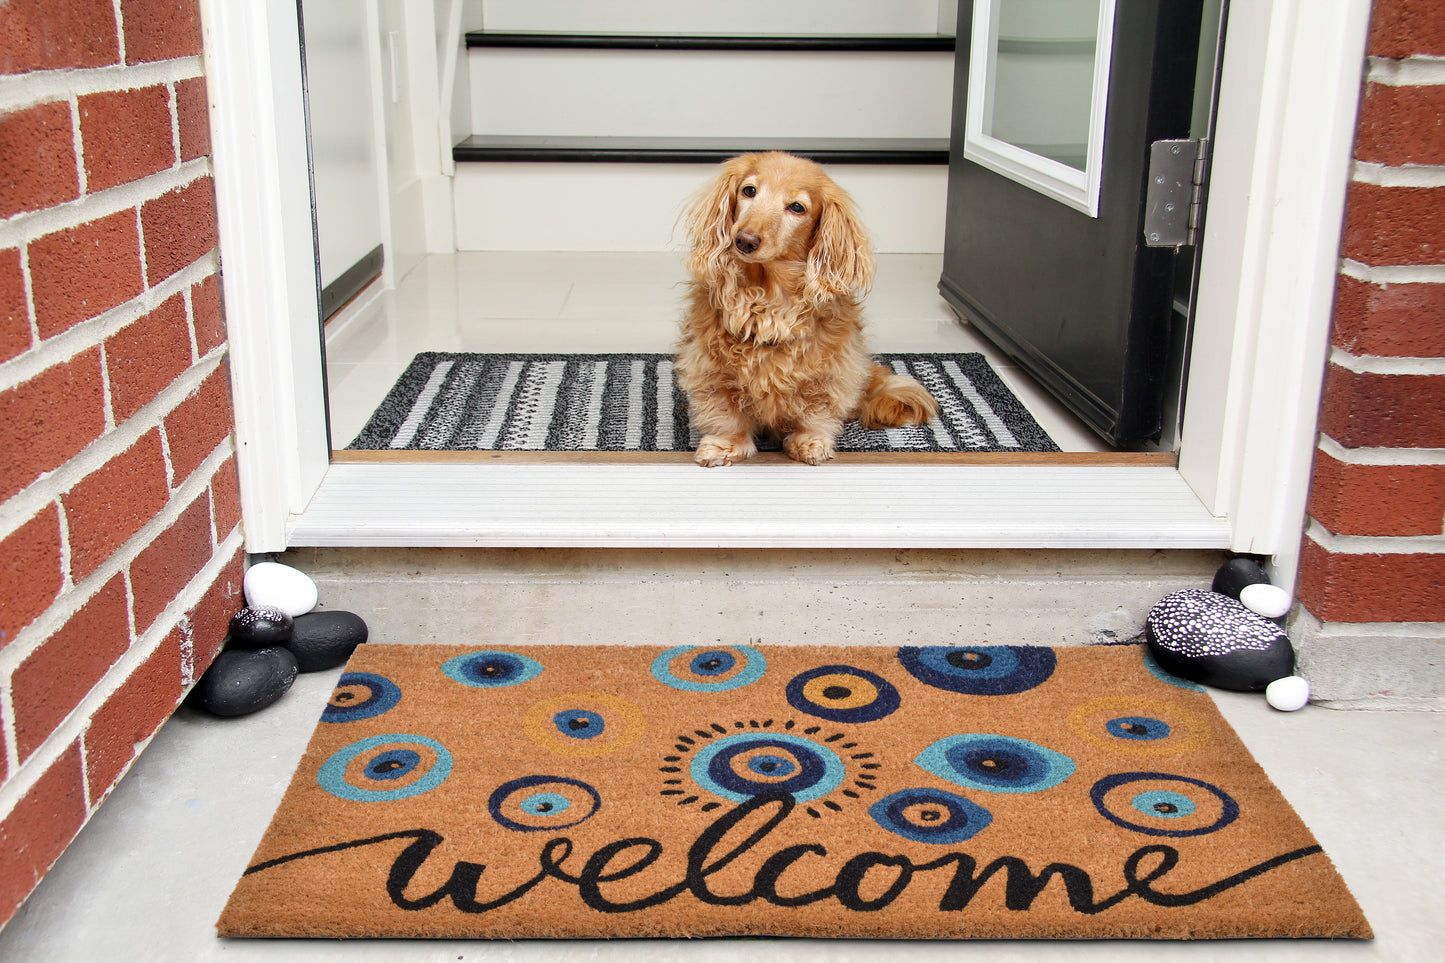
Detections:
[784, 432, 836, 466]
[695, 435, 757, 467]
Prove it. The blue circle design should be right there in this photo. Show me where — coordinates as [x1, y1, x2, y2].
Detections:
[322, 672, 401, 722]
[870, 788, 993, 844]
[317, 734, 452, 802]
[651, 645, 766, 692]
[897, 646, 1056, 695]
[553, 708, 605, 740]
[690, 733, 844, 803]
[784, 665, 902, 723]
[1091, 772, 1239, 837]
[690, 650, 736, 676]
[1105, 716, 1172, 741]
[1132, 789, 1196, 819]
[915, 733, 1075, 794]
[489, 775, 601, 832]
[441, 650, 543, 688]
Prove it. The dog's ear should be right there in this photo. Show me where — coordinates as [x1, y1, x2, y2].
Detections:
[805, 180, 875, 302]
[683, 156, 747, 282]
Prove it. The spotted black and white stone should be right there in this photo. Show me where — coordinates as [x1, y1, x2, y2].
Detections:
[227, 606, 294, 649]
[1145, 589, 1295, 692]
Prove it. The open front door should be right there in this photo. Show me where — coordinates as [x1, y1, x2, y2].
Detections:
[939, 0, 1207, 447]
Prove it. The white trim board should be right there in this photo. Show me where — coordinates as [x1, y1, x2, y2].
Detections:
[287, 463, 1230, 548]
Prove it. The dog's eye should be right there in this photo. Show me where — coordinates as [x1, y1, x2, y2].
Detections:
[741, 185, 757, 198]
[786, 202, 806, 215]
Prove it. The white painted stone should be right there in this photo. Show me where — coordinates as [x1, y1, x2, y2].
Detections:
[1266, 675, 1311, 712]
[1240, 583, 1292, 619]
[243, 561, 318, 617]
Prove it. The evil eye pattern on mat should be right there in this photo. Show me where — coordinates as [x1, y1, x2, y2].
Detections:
[224, 644, 1372, 942]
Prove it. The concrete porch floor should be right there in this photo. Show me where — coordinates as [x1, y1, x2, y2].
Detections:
[2, 550, 1441, 960]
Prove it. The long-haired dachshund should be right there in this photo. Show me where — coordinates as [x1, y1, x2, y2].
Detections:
[675, 152, 938, 466]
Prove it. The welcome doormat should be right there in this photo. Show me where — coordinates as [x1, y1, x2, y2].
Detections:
[345, 352, 1060, 453]
[218, 644, 1369, 940]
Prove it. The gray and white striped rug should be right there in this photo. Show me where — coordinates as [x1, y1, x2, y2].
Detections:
[345, 352, 1059, 453]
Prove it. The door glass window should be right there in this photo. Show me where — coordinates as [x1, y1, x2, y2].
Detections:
[964, 0, 1117, 216]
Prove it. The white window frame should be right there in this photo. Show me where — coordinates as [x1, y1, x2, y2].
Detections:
[203, 0, 1371, 593]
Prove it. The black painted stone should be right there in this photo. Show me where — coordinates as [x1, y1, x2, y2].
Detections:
[227, 606, 294, 648]
[1146, 589, 1295, 692]
[285, 610, 369, 672]
[1211, 557, 1272, 601]
[194, 647, 298, 716]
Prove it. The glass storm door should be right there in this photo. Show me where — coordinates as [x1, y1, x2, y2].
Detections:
[939, 0, 1209, 446]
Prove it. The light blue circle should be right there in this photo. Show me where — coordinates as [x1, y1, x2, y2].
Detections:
[1132, 789, 1196, 819]
[317, 733, 452, 803]
[651, 645, 766, 691]
[690, 732, 844, 803]
[520, 792, 572, 816]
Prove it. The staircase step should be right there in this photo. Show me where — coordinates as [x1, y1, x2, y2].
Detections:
[466, 31, 955, 52]
[453, 135, 949, 165]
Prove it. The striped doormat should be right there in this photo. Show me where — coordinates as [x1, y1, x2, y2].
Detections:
[346, 352, 1060, 453]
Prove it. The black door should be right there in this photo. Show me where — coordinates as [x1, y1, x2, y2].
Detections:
[939, 0, 1207, 447]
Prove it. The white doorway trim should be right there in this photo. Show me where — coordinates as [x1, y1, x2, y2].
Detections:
[206, 0, 1371, 581]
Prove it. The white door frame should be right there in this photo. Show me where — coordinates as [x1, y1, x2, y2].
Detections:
[203, 0, 1371, 593]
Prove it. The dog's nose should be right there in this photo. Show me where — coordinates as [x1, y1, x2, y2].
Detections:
[734, 231, 761, 255]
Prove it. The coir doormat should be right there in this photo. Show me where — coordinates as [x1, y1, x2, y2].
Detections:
[218, 644, 1370, 940]
[345, 352, 1060, 453]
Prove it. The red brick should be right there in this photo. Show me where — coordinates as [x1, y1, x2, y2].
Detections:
[28, 209, 144, 338]
[85, 628, 182, 801]
[0, 504, 64, 648]
[1341, 183, 1445, 266]
[1354, 82, 1445, 167]
[0, 348, 107, 502]
[105, 291, 192, 424]
[1333, 275, 1445, 357]
[1367, 0, 1445, 58]
[1297, 538, 1445, 623]
[1309, 448, 1445, 537]
[62, 429, 170, 582]
[0, 0, 119, 74]
[184, 546, 243, 681]
[140, 177, 216, 286]
[1319, 364, 1445, 449]
[191, 273, 224, 355]
[0, 742, 86, 929]
[129, 494, 212, 636]
[78, 85, 175, 193]
[1, 246, 30, 364]
[175, 76, 210, 161]
[0, 101, 79, 218]
[12, 575, 131, 763]
[211, 453, 242, 541]
[164, 363, 233, 483]
[121, 0, 203, 64]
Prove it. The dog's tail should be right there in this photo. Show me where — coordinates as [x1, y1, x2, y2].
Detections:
[859, 365, 939, 429]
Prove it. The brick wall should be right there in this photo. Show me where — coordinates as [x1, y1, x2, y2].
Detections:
[0, 0, 242, 927]
[1295, 0, 1445, 701]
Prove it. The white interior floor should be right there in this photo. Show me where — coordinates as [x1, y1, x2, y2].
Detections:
[2, 664, 1439, 961]
[322, 252, 1107, 453]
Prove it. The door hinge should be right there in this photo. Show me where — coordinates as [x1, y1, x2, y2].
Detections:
[1144, 138, 1209, 248]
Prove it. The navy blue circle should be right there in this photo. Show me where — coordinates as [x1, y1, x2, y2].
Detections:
[869, 788, 993, 844]
[365, 748, 421, 781]
[488, 775, 602, 832]
[553, 709, 605, 740]
[322, 672, 401, 722]
[708, 737, 829, 797]
[785, 665, 902, 723]
[1105, 716, 1172, 741]
[946, 743, 1045, 789]
[1091, 771, 1240, 837]
[689, 650, 736, 676]
[897, 646, 1056, 695]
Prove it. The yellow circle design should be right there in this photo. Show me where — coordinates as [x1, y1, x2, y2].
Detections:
[801, 674, 879, 711]
[522, 691, 645, 758]
[1067, 696, 1211, 757]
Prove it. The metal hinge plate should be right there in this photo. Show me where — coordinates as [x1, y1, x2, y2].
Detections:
[1144, 138, 1209, 248]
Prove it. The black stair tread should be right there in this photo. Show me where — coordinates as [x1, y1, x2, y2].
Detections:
[465, 31, 955, 52]
[452, 136, 949, 165]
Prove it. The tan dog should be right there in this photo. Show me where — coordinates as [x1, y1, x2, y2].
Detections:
[675, 152, 937, 466]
